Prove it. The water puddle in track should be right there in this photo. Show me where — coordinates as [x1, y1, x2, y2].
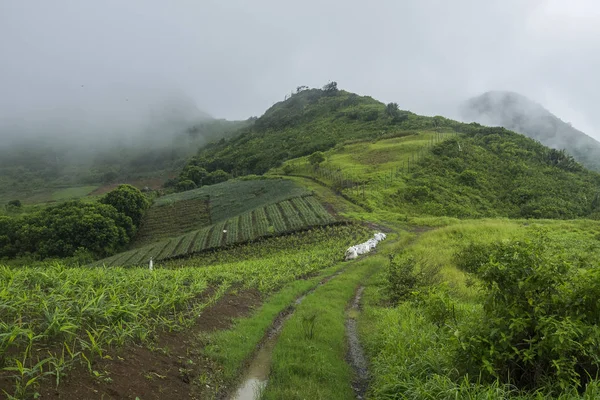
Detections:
[346, 286, 369, 399]
[231, 271, 343, 400]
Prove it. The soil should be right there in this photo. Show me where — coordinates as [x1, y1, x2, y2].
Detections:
[33, 288, 262, 400]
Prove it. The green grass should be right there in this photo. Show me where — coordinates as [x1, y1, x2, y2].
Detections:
[262, 235, 398, 399]
[94, 195, 337, 267]
[359, 218, 600, 399]
[49, 186, 99, 202]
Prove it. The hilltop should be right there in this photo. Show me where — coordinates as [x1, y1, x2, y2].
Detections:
[461, 91, 600, 171]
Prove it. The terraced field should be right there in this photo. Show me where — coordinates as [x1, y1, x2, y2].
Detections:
[95, 195, 336, 267]
[131, 195, 211, 247]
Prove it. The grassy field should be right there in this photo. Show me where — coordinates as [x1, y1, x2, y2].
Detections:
[0, 185, 100, 209]
[358, 219, 600, 399]
[0, 224, 372, 399]
[268, 131, 455, 213]
[94, 194, 336, 267]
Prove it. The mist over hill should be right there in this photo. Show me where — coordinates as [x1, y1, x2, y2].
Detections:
[460, 91, 600, 171]
[0, 90, 248, 194]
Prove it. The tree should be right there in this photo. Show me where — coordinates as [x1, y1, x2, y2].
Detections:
[100, 184, 149, 226]
[176, 179, 197, 192]
[4, 201, 134, 259]
[180, 165, 208, 185]
[322, 81, 338, 94]
[204, 169, 231, 185]
[385, 102, 400, 119]
[308, 151, 326, 166]
[7, 199, 21, 208]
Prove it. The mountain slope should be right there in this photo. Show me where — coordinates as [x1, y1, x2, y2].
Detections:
[181, 86, 414, 177]
[460, 91, 600, 171]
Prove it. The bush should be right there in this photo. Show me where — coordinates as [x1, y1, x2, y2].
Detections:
[176, 179, 197, 192]
[100, 184, 150, 226]
[7, 199, 21, 208]
[456, 235, 600, 392]
[386, 253, 440, 305]
[205, 169, 231, 185]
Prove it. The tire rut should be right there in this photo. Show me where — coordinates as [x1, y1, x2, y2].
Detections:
[346, 286, 369, 399]
[229, 269, 346, 400]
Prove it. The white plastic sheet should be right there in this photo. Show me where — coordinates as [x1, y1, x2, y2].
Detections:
[345, 232, 387, 260]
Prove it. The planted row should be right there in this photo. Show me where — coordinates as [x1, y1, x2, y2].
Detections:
[95, 195, 337, 267]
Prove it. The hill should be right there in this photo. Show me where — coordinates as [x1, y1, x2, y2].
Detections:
[0, 117, 249, 206]
[460, 91, 600, 171]
[178, 84, 416, 179]
[276, 126, 600, 220]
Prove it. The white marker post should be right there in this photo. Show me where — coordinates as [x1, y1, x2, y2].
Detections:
[149, 257, 153, 271]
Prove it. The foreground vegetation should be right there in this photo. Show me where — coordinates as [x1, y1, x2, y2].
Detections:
[0, 224, 371, 398]
[360, 219, 600, 399]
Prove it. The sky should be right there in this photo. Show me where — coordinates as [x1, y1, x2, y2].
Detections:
[1, 0, 600, 139]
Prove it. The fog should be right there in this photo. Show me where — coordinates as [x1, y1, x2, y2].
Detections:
[2, 0, 600, 142]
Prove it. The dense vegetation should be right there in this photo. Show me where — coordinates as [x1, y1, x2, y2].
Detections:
[0, 185, 148, 261]
[361, 220, 600, 399]
[0, 224, 371, 399]
[400, 129, 600, 218]
[462, 91, 600, 172]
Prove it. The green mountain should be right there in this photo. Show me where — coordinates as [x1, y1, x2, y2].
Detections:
[181, 84, 414, 176]
[461, 91, 600, 171]
[180, 85, 600, 220]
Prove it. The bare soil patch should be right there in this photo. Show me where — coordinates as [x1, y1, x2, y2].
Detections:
[34, 288, 262, 400]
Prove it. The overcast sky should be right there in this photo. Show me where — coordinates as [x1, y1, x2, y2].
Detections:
[1, 0, 599, 139]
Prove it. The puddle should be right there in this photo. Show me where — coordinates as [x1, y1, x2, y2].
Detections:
[231, 270, 345, 400]
[346, 286, 369, 399]
[231, 339, 276, 400]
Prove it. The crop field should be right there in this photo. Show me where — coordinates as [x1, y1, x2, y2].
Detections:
[131, 196, 211, 247]
[154, 178, 309, 222]
[94, 195, 336, 267]
[0, 224, 371, 398]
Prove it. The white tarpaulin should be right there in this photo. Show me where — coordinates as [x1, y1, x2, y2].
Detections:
[345, 232, 387, 260]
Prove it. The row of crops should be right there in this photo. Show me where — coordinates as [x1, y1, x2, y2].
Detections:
[0, 224, 373, 398]
[95, 195, 336, 267]
[131, 196, 211, 247]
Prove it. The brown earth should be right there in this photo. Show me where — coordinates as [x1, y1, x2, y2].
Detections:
[33, 288, 262, 400]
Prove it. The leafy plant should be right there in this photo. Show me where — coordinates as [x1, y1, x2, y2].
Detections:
[456, 235, 600, 392]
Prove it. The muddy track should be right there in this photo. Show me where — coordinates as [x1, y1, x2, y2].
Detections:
[229, 269, 346, 400]
[346, 286, 369, 399]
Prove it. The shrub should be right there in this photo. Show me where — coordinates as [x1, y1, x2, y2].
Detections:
[7, 199, 21, 208]
[456, 236, 600, 392]
[386, 253, 440, 305]
[176, 179, 197, 192]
